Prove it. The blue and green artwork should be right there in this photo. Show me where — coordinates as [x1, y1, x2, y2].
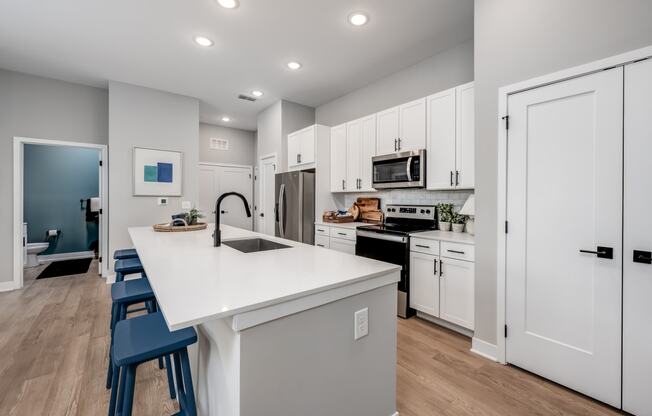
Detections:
[144, 162, 174, 183]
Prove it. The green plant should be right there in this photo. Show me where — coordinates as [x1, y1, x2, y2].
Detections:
[437, 203, 454, 222]
[184, 208, 204, 225]
[451, 211, 467, 225]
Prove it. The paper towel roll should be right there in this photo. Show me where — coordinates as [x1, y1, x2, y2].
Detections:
[47, 229, 59, 237]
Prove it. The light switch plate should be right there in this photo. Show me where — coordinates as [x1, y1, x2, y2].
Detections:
[354, 308, 369, 340]
[181, 201, 192, 210]
[157, 197, 168, 206]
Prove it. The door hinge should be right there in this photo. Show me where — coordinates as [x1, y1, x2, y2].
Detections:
[504, 324, 508, 338]
[502, 115, 510, 130]
[99, 160, 103, 166]
[505, 221, 508, 234]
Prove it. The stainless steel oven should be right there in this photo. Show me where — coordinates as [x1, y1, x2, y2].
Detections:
[372, 149, 426, 189]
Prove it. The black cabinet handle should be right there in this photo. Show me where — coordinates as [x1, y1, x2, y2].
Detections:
[579, 246, 613, 259]
[455, 170, 459, 186]
[439, 259, 443, 276]
[634, 250, 652, 264]
[447, 249, 465, 255]
[397, 138, 401, 150]
[433, 258, 437, 275]
[415, 244, 430, 249]
[450, 171, 453, 187]
[394, 139, 397, 151]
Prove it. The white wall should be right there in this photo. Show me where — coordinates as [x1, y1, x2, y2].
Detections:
[108, 81, 199, 270]
[316, 39, 473, 126]
[0, 69, 108, 283]
[199, 123, 256, 166]
[474, 0, 652, 346]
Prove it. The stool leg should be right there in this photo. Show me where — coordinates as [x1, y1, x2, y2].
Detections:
[180, 348, 197, 416]
[121, 365, 136, 416]
[173, 352, 186, 409]
[108, 363, 120, 416]
[105, 342, 113, 389]
[165, 354, 176, 400]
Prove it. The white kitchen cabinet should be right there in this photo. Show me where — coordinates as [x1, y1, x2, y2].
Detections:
[398, 98, 427, 152]
[345, 115, 377, 192]
[314, 235, 330, 249]
[439, 257, 474, 330]
[376, 106, 400, 155]
[313, 223, 361, 255]
[287, 125, 325, 171]
[426, 82, 474, 190]
[330, 124, 347, 192]
[329, 238, 356, 254]
[409, 251, 440, 317]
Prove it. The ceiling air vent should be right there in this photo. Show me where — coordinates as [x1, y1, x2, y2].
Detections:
[238, 94, 257, 102]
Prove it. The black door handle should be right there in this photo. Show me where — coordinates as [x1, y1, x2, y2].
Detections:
[633, 250, 652, 264]
[579, 246, 613, 259]
[260, 213, 264, 217]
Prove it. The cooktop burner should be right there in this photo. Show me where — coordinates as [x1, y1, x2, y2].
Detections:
[357, 223, 435, 235]
[357, 204, 437, 236]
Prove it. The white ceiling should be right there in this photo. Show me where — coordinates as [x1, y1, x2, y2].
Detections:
[0, 0, 473, 130]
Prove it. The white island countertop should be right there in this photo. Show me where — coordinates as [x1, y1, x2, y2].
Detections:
[128, 224, 400, 330]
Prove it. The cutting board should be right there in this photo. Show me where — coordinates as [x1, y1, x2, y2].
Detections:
[355, 198, 383, 224]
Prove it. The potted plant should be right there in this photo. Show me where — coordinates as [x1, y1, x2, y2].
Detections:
[437, 203, 453, 231]
[451, 212, 467, 233]
[184, 208, 204, 226]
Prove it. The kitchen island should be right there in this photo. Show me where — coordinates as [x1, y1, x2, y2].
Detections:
[128, 224, 401, 416]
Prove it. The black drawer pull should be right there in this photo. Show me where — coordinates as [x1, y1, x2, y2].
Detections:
[337, 232, 347, 236]
[634, 250, 652, 264]
[415, 244, 430, 249]
[447, 249, 465, 255]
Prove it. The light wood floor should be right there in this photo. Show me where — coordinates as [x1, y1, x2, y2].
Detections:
[0, 264, 623, 416]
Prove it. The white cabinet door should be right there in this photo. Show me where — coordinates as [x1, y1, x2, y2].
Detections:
[314, 235, 330, 249]
[329, 238, 355, 254]
[506, 68, 623, 407]
[399, 98, 426, 152]
[623, 58, 652, 416]
[346, 120, 362, 192]
[360, 115, 376, 192]
[376, 106, 400, 155]
[426, 88, 456, 190]
[299, 127, 315, 165]
[409, 251, 439, 317]
[287, 131, 301, 169]
[330, 124, 347, 192]
[455, 82, 474, 189]
[440, 258, 474, 330]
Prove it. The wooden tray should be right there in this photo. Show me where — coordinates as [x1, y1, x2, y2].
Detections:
[153, 222, 208, 232]
[322, 215, 354, 224]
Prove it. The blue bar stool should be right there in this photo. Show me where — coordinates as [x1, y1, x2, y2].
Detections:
[114, 257, 145, 283]
[110, 312, 198, 416]
[106, 279, 176, 408]
[113, 248, 139, 261]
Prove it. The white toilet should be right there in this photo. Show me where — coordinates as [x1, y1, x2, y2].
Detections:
[23, 223, 50, 268]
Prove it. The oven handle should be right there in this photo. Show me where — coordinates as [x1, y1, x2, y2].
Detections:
[356, 230, 408, 243]
[406, 156, 413, 182]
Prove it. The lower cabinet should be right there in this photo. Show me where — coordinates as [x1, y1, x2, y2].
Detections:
[329, 238, 355, 254]
[439, 257, 474, 330]
[409, 252, 440, 317]
[314, 224, 357, 254]
[315, 235, 330, 249]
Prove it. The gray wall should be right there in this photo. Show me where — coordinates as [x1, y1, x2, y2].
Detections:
[108, 81, 199, 270]
[474, 0, 652, 345]
[24, 144, 100, 255]
[199, 123, 256, 166]
[315, 39, 473, 126]
[0, 69, 108, 283]
[281, 100, 316, 172]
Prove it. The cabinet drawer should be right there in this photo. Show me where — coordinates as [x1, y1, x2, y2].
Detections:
[315, 225, 330, 237]
[315, 235, 330, 249]
[330, 227, 356, 241]
[441, 241, 474, 261]
[330, 238, 355, 254]
[410, 238, 439, 256]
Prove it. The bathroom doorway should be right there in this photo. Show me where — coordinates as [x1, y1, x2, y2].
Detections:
[12, 137, 108, 289]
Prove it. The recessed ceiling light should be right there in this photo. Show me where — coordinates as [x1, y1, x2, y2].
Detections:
[287, 61, 302, 70]
[251, 90, 264, 97]
[348, 12, 369, 26]
[217, 0, 239, 9]
[221, 116, 231, 122]
[194, 36, 214, 47]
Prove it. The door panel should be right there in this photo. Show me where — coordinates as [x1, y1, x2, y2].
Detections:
[346, 120, 362, 191]
[330, 124, 347, 192]
[440, 258, 473, 330]
[409, 252, 439, 317]
[455, 82, 474, 189]
[300, 128, 315, 165]
[376, 107, 400, 155]
[198, 166, 218, 215]
[360, 115, 376, 191]
[217, 167, 253, 230]
[506, 68, 623, 407]
[426, 88, 456, 190]
[399, 98, 426, 152]
[623, 59, 652, 416]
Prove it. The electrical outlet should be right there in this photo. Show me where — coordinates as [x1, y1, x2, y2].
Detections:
[354, 308, 369, 340]
[157, 197, 168, 206]
[181, 201, 192, 210]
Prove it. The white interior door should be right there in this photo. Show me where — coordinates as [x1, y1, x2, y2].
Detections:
[426, 88, 456, 190]
[198, 165, 218, 216]
[259, 156, 277, 236]
[217, 167, 253, 230]
[623, 58, 652, 416]
[505, 68, 623, 408]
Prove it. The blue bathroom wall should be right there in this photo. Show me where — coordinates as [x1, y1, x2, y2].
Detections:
[24, 144, 100, 255]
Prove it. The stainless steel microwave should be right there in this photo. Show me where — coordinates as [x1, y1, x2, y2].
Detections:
[372, 149, 426, 189]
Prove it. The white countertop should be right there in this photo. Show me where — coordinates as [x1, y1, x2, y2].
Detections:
[410, 230, 475, 244]
[128, 224, 400, 330]
[315, 221, 370, 229]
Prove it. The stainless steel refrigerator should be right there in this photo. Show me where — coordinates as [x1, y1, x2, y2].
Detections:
[275, 171, 315, 244]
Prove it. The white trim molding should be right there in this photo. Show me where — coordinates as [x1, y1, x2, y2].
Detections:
[471, 337, 498, 362]
[495, 43, 652, 364]
[0, 280, 19, 292]
[38, 251, 94, 263]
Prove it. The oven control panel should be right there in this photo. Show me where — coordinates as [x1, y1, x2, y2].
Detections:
[386, 204, 436, 220]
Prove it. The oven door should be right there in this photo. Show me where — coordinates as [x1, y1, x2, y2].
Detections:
[372, 149, 425, 189]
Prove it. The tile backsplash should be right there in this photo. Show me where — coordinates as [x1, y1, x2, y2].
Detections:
[340, 189, 474, 217]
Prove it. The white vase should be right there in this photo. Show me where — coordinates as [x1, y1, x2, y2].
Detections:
[439, 221, 451, 231]
[452, 223, 464, 233]
[465, 220, 475, 235]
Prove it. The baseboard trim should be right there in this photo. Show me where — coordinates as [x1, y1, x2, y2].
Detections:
[471, 337, 498, 362]
[38, 251, 94, 263]
[416, 311, 474, 338]
[0, 281, 18, 292]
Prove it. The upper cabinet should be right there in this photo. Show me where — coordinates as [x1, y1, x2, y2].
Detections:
[426, 82, 475, 190]
[288, 125, 330, 171]
[330, 124, 347, 192]
[376, 98, 426, 155]
[331, 115, 376, 193]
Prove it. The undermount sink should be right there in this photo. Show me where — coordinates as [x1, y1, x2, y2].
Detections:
[222, 238, 292, 253]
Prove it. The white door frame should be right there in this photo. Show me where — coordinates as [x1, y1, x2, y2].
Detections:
[12, 136, 109, 290]
[258, 153, 277, 234]
[496, 44, 652, 364]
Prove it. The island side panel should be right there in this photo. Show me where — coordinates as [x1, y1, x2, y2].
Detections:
[239, 283, 398, 416]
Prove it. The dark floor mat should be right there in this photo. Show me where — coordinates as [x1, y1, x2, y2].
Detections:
[37, 258, 92, 279]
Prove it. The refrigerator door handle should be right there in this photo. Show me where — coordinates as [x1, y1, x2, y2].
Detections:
[278, 183, 286, 238]
[298, 174, 304, 241]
